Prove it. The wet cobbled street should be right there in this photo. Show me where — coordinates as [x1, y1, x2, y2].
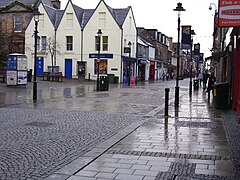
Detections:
[0, 78, 239, 180]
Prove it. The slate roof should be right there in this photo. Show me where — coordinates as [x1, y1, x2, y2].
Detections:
[0, 0, 53, 9]
[44, 4, 63, 28]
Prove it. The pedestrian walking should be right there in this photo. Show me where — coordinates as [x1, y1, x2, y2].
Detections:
[203, 71, 209, 91]
[162, 71, 165, 81]
[207, 73, 216, 95]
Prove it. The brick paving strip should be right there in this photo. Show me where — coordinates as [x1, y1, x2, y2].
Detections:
[106, 149, 231, 161]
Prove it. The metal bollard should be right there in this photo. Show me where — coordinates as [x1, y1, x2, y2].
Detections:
[88, 73, 90, 81]
[165, 88, 170, 116]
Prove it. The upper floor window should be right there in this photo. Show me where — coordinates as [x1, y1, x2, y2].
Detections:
[14, 16, 22, 32]
[41, 36, 47, 50]
[102, 36, 108, 51]
[95, 36, 100, 51]
[66, 36, 73, 51]
[66, 13, 73, 27]
[99, 12, 106, 27]
[95, 36, 108, 51]
[39, 15, 44, 28]
[36, 36, 40, 51]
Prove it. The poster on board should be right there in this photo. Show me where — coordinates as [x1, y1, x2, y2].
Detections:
[7, 71, 17, 85]
[17, 71, 27, 85]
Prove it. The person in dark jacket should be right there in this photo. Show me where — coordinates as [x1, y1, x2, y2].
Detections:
[207, 73, 216, 94]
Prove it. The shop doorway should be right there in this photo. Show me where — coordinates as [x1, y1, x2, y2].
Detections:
[77, 62, 86, 79]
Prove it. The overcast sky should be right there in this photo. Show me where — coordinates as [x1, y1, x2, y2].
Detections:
[60, 0, 219, 58]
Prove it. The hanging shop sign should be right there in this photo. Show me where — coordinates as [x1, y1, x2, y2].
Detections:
[218, 0, 240, 27]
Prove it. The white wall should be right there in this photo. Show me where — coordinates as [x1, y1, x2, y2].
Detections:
[25, 3, 55, 73]
[57, 2, 82, 77]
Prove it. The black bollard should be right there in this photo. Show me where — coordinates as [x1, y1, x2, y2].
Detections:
[88, 73, 90, 81]
[165, 88, 170, 117]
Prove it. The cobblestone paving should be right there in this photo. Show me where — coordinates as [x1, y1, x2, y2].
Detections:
[0, 108, 143, 179]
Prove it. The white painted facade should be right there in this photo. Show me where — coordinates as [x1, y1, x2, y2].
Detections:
[56, 1, 82, 78]
[25, 0, 137, 82]
[25, 3, 56, 74]
[83, 1, 137, 82]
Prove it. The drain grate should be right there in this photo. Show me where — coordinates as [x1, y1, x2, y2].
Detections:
[106, 149, 230, 161]
[155, 162, 232, 180]
[25, 121, 55, 128]
[168, 162, 196, 176]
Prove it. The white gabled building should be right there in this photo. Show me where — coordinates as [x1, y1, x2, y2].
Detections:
[25, 0, 137, 83]
[82, 0, 137, 83]
[56, 0, 82, 78]
[25, 1, 64, 76]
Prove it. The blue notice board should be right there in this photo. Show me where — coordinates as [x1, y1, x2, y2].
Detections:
[7, 56, 17, 70]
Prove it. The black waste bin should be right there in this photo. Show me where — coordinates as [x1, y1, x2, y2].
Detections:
[213, 83, 230, 109]
[193, 79, 199, 90]
[27, 69, 32, 82]
[99, 76, 109, 91]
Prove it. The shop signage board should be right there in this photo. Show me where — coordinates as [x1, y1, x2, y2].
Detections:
[6, 53, 28, 85]
[218, 0, 240, 27]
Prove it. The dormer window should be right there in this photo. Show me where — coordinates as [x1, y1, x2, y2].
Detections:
[14, 15, 22, 32]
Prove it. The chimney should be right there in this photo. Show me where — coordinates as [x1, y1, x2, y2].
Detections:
[51, 0, 61, 9]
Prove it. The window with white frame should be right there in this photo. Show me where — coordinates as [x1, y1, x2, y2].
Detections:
[36, 36, 40, 51]
[66, 36, 73, 51]
[14, 16, 22, 32]
[39, 14, 44, 28]
[41, 36, 47, 50]
[95, 36, 100, 51]
[102, 36, 108, 51]
[66, 13, 73, 27]
[99, 12, 106, 27]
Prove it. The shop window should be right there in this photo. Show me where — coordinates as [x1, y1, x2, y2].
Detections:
[95, 59, 108, 75]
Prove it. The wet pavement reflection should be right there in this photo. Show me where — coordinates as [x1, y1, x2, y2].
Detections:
[0, 78, 239, 180]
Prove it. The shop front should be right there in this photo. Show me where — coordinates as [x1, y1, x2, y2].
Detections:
[138, 59, 147, 81]
[122, 56, 137, 84]
[149, 61, 155, 81]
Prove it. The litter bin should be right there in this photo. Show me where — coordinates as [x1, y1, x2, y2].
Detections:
[193, 79, 199, 90]
[27, 69, 32, 82]
[213, 83, 230, 109]
[114, 76, 119, 84]
[107, 74, 114, 83]
[99, 76, 109, 91]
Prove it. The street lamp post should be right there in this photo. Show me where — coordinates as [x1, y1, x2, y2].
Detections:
[96, 29, 102, 91]
[173, 2, 185, 107]
[189, 29, 196, 95]
[33, 8, 41, 101]
[128, 41, 132, 86]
